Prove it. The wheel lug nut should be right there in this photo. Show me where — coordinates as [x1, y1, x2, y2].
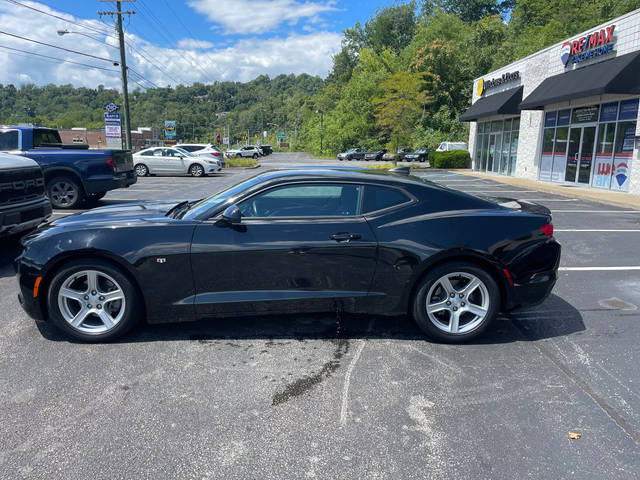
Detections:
[446, 301, 451, 306]
[453, 307, 458, 311]
[91, 290, 97, 295]
[96, 304, 102, 309]
[84, 295, 89, 300]
[450, 292, 455, 298]
[461, 302, 466, 307]
[87, 304, 92, 309]
[99, 296, 105, 301]
[460, 293, 464, 298]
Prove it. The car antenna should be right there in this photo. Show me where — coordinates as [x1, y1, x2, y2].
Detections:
[389, 166, 410, 175]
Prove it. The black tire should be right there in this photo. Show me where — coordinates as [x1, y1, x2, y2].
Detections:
[420, 157, 426, 163]
[253, 153, 258, 159]
[135, 163, 149, 177]
[412, 262, 499, 343]
[47, 176, 84, 209]
[189, 163, 204, 177]
[347, 155, 352, 161]
[236, 153, 242, 158]
[46, 258, 142, 342]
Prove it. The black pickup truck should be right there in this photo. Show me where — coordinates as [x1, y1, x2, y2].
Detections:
[0, 126, 136, 209]
[0, 152, 51, 237]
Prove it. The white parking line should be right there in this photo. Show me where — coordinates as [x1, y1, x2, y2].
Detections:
[555, 229, 640, 232]
[518, 198, 578, 202]
[552, 210, 640, 213]
[559, 266, 640, 271]
[463, 190, 538, 193]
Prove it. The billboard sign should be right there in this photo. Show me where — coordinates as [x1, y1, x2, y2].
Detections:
[164, 120, 177, 140]
[104, 112, 122, 150]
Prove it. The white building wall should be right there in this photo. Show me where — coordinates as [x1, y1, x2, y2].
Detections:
[468, 8, 640, 194]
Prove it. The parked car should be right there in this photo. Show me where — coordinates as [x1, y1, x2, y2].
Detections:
[404, 149, 431, 163]
[436, 142, 468, 152]
[225, 146, 261, 159]
[337, 148, 365, 161]
[0, 152, 51, 237]
[17, 167, 560, 343]
[176, 143, 226, 167]
[0, 126, 136, 209]
[383, 147, 413, 162]
[364, 149, 387, 161]
[133, 147, 221, 177]
[260, 145, 273, 155]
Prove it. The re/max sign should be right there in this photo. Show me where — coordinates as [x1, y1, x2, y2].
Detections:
[568, 25, 615, 64]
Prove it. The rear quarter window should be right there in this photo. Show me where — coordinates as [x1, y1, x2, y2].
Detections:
[0, 130, 19, 150]
[363, 185, 410, 213]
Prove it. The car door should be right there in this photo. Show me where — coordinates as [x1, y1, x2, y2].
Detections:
[162, 148, 186, 174]
[190, 182, 378, 316]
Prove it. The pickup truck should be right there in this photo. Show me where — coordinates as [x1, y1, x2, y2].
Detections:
[0, 152, 51, 237]
[0, 126, 136, 209]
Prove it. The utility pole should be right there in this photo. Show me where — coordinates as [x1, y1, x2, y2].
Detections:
[98, 1, 135, 151]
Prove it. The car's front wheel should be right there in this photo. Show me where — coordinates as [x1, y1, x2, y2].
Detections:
[189, 164, 204, 177]
[253, 153, 258, 159]
[47, 259, 141, 342]
[413, 262, 499, 343]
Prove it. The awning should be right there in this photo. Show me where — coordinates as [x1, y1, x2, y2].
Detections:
[459, 87, 523, 122]
[519, 51, 640, 110]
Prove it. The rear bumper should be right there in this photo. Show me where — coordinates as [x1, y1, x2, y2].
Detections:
[0, 197, 52, 237]
[84, 170, 137, 194]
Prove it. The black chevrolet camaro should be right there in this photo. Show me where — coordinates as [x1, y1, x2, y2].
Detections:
[16, 168, 561, 342]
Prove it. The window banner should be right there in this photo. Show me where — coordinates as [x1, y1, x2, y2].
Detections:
[551, 155, 566, 182]
[592, 155, 614, 189]
[611, 156, 632, 191]
[618, 99, 639, 121]
[539, 155, 553, 181]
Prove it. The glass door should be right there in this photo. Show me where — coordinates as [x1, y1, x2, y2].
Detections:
[565, 128, 582, 182]
[487, 135, 496, 172]
[577, 126, 596, 184]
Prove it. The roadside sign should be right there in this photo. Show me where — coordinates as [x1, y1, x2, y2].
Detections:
[104, 112, 122, 149]
[223, 137, 229, 145]
[164, 120, 176, 140]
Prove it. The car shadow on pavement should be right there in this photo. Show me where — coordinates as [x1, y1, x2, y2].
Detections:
[35, 294, 585, 345]
[0, 237, 21, 279]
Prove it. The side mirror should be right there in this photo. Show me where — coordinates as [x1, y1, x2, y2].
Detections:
[222, 205, 242, 224]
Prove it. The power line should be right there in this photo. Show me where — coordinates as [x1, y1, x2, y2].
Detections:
[0, 44, 120, 72]
[128, 66, 159, 89]
[125, 36, 183, 85]
[2, 0, 114, 38]
[0, 30, 118, 64]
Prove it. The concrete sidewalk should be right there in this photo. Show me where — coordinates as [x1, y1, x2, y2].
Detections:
[455, 170, 640, 209]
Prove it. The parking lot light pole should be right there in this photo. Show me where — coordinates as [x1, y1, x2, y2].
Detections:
[315, 110, 323, 155]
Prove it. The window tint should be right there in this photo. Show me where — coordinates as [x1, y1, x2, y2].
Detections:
[33, 129, 61, 146]
[239, 183, 362, 218]
[180, 145, 200, 152]
[152, 149, 165, 156]
[140, 150, 154, 156]
[362, 185, 410, 213]
[0, 130, 19, 150]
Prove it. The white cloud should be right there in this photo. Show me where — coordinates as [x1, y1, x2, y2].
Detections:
[0, 1, 342, 88]
[188, 0, 337, 34]
[177, 38, 214, 49]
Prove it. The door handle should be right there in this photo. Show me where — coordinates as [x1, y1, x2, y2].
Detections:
[330, 233, 361, 242]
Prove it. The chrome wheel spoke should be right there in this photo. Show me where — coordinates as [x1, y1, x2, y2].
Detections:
[466, 303, 487, 317]
[427, 299, 449, 314]
[86, 271, 98, 292]
[97, 310, 115, 329]
[70, 305, 90, 328]
[59, 286, 85, 302]
[449, 311, 460, 333]
[102, 289, 124, 304]
[463, 278, 481, 296]
[439, 276, 455, 294]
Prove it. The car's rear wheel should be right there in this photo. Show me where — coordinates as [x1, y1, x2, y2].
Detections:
[253, 153, 258, 159]
[47, 259, 141, 342]
[47, 176, 84, 209]
[189, 164, 204, 177]
[135, 163, 149, 177]
[413, 262, 499, 343]
[236, 153, 242, 158]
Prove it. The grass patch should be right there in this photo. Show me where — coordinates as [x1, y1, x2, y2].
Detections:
[224, 157, 259, 168]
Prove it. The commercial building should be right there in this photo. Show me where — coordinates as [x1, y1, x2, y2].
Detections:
[462, 9, 640, 195]
[59, 126, 161, 151]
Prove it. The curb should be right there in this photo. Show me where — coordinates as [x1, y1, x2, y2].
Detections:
[456, 171, 640, 210]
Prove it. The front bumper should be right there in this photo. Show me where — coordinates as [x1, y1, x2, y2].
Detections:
[0, 197, 52, 237]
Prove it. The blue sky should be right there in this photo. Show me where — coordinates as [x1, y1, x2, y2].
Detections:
[0, 0, 402, 88]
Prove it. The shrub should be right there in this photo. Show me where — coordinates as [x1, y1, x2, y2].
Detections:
[225, 157, 258, 168]
[428, 150, 470, 169]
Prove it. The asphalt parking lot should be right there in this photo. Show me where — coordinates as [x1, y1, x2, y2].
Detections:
[1, 152, 639, 479]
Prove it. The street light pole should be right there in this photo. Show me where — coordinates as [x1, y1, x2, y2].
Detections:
[315, 110, 324, 155]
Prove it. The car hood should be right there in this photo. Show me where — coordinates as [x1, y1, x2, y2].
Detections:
[49, 201, 184, 227]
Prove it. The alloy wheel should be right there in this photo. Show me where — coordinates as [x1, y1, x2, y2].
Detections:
[135, 164, 148, 176]
[190, 164, 204, 177]
[425, 272, 489, 334]
[57, 270, 126, 335]
[49, 180, 78, 208]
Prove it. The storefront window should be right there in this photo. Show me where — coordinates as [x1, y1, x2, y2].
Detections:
[491, 120, 503, 132]
[615, 121, 636, 154]
[542, 128, 555, 155]
[474, 118, 519, 174]
[501, 132, 510, 174]
[597, 123, 615, 154]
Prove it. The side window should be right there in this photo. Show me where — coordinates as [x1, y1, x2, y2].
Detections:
[180, 146, 197, 152]
[0, 130, 19, 150]
[362, 185, 410, 213]
[238, 183, 362, 218]
[152, 149, 164, 156]
[140, 150, 153, 156]
[33, 129, 61, 146]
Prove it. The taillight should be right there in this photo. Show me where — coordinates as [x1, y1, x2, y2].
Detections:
[105, 155, 115, 172]
[541, 223, 553, 238]
[210, 152, 220, 157]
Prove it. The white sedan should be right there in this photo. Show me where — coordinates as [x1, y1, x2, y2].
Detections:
[133, 147, 221, 177]
[225, 145, 261, 159]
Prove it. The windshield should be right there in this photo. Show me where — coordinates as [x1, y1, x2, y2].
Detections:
[181, 172, 265, 219]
